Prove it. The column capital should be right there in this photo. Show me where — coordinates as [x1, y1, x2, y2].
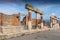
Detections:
[28, 9, 32, 12]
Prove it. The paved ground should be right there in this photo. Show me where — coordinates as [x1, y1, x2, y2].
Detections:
[9, 29, 60, 40]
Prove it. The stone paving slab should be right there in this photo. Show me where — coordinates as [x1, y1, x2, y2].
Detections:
[0, 27, 60, 39]
[9, 29, 60, 40]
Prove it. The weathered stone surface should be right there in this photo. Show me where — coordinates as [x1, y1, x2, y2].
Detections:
[25, 4, 43, 15]
[50, 16, 59, 28]
[1, 26, 22, 34]
[0, 13, 20, 26]
[0, 13, 3, 26]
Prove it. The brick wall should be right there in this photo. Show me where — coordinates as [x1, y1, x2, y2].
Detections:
[0, 13, 20, 26]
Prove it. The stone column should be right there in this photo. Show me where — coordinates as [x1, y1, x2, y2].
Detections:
[52, 18, 55, 28]
[25, 15, 28, 27]
[40, 14, 44, 29]
[35, 13, 38, 29]
[54, 19, 56, 28]
[57, 19, 59, 28]
[28, 10, 32, 30]
[57, 19, 59, 25]
[50, 18, 52, 28]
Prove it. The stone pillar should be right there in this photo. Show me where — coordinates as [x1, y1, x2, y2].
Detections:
[50, 18, 52, 28]
[35, 13, 38, 29]
[52, 19, 55, 28]
[28, 10, 32, 30]
[57, 19, 59, 25]
[40, 14, 44, 29]
[25, 15, 28, 27]
[57, 19, 59, 28]
[54, 19, 56, 28]
[0, 13, 2, 26]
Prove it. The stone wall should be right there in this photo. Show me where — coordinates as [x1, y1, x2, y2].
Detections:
[0, 13, 20, 26]
[23, 18, 45, 27]
[2, 14, 13, 26]
[1, 26, 22, 34]
[0, 13, 2, 26]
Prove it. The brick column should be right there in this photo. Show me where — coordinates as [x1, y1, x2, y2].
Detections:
[40, 14, 44, 29]
[28, 10, 32, 30]
[35, 13, 38, 29]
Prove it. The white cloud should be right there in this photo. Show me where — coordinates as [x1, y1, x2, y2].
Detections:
[0, 3, 20, 15]
[51, 13, 56, 16]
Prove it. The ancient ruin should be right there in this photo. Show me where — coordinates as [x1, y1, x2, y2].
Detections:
[25, 4, 44, 30]
[0, 4, 60, 35]
[50, 16, 59, 28]
[0, 13, 20, 26]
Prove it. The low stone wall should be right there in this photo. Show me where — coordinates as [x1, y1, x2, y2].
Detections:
[0, 26, 60, 39]
[1, 26, 23, 34]
[0, 26, 60, 34]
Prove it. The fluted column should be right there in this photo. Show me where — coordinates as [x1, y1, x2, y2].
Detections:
[28, 10, 32, 30]
[40, 14, 44, 29]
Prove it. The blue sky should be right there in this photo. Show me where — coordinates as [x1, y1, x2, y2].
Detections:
[0, 0, 60, 21]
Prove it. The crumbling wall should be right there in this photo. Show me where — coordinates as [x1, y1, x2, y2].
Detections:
[2, 15, 13, 26]
[0, 13, 20, 26]
[0, 13, 3, 26]
[12, 14, 20, 26]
